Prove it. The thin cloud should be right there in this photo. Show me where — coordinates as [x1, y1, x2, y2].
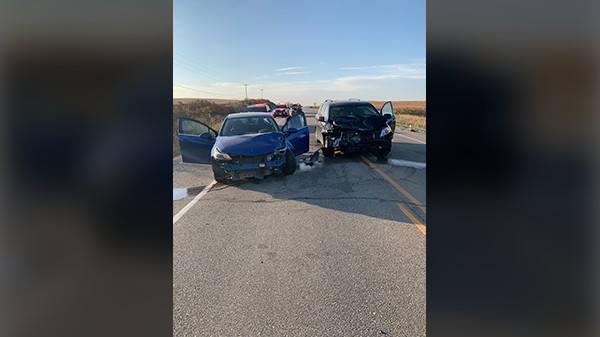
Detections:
[277, 66, 301, 71]
[340, 66, 377, 70]
[275, 71, 310, 75]
[209, 82, 242, 87]
[341, 61, 426, 79]
[254, 75, 269, 79]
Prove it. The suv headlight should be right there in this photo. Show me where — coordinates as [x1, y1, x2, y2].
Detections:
[213, 147, 232, 161]
[380, 126, 392, 138]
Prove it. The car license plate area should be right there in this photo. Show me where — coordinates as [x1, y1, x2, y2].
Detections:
[238, 171, 258, 179]
[223, 159, 284, 171]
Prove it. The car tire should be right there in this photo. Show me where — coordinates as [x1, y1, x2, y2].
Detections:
[283, 150, 297, 175]
[376, 150, 390, 156]
[323, 147, 334, 157]
[211, 160, 227, 183]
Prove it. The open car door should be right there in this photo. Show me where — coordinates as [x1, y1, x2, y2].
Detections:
[281, 113, 309, 156]
[381, 101, 396, 132]
[178, 118, 218, 164]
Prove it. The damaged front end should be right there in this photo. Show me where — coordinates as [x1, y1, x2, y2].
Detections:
[212, 144, 288, 180]
[321, 115, 393, 156]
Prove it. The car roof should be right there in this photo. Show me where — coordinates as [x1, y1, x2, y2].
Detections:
[227, 112, 273, 119]
[327, 100, 375, 107]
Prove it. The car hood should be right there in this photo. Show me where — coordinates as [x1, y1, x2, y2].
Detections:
[332, 115, 388, 131]
[216, 133, 284, 156]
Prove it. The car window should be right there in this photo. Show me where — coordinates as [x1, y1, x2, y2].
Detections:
[329, 105, 378, 120]
[322, 103, 330, 121]
[181, 119, 215, 137]
[317, 104, 324, 117]
[282, 114, 306, 132]
[220, 117, 280, 136]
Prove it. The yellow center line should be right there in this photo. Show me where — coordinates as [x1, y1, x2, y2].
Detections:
[398, 203, 426, 235]
[360, 155, 426, 214]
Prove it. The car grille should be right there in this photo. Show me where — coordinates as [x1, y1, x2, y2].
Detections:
[343, 131, 375, 143]
[233, 154, 266, 165]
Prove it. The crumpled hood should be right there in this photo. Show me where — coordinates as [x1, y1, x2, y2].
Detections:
[332, 115, 388, 131]
[216, 133, 284, 156]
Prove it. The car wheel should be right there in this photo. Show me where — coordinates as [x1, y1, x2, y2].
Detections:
[211, 160, 227, 182]
[283, 150, 297, 175]
[376, 150, 390, 156]
[323, 147, 334, 157]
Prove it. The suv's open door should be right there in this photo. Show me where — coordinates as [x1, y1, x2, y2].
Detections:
[178, 118, 218, 164]
[381, 101, 396, 132]
[281, 113, 309, 156]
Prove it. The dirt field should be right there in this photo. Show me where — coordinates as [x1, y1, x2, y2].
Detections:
[368, 100, 426, 117]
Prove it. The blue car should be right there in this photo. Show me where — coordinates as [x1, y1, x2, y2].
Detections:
[178, 112, 310, 182]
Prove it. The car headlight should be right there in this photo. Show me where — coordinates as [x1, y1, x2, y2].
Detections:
[380, 126, 392, 138]
[213, 147, 232, 161]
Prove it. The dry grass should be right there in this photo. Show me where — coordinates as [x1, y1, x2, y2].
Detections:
[369, 100, 426, 117]
[395, 115, 426, 132]
[368, 100, 426, 132]
[173, 98, 241, 105]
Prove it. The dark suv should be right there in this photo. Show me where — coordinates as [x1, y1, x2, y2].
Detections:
[315, 99, 395, 157]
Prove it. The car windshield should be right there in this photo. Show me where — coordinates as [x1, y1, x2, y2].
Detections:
[220, 117, 280, 136]
[329, 105, 379, 120]
[244, 106, 268, 112]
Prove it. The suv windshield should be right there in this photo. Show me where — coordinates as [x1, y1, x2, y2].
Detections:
[244, 106, 268, 112]
[329, 105, 379, 120]
[220, 117, 280, 136]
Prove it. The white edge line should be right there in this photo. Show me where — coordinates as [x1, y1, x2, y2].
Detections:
[396, 133, 426, 144]
[173, 180, 217, 225]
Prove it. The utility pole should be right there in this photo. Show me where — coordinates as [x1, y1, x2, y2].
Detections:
[244, 84, 248, 99]
[260, 89, 263, 99]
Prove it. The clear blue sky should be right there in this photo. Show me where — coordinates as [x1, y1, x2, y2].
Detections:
[174, 0, 426, 106]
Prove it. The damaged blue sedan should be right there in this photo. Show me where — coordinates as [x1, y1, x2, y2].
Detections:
[178, 112, 309, 182]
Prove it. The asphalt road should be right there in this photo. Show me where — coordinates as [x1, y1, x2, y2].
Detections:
[173, 108, 426, 336]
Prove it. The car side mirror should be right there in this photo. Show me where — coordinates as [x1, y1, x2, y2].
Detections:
[199, 132, 213, 140]
[383, 113, 393, 119]
[317, 116, 325, 122]
[285, 127, 298, 135]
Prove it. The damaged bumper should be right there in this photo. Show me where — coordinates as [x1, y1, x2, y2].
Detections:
[339, 139, 392, 153]
[216, 156, 286, 180]
[324, 131, 392, 154]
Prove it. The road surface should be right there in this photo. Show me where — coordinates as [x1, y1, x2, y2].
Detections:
[173, 108, 426, 336]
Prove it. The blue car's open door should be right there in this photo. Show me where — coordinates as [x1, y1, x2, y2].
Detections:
[178, 118, 218, 164]
[282, 113, 309, 156]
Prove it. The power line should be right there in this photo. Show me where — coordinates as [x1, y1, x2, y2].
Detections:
[173, 51, 238, 83]
[173, 61, 232, 83]
[173, 56, 236, 83]
[173, 84, 231, 97]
